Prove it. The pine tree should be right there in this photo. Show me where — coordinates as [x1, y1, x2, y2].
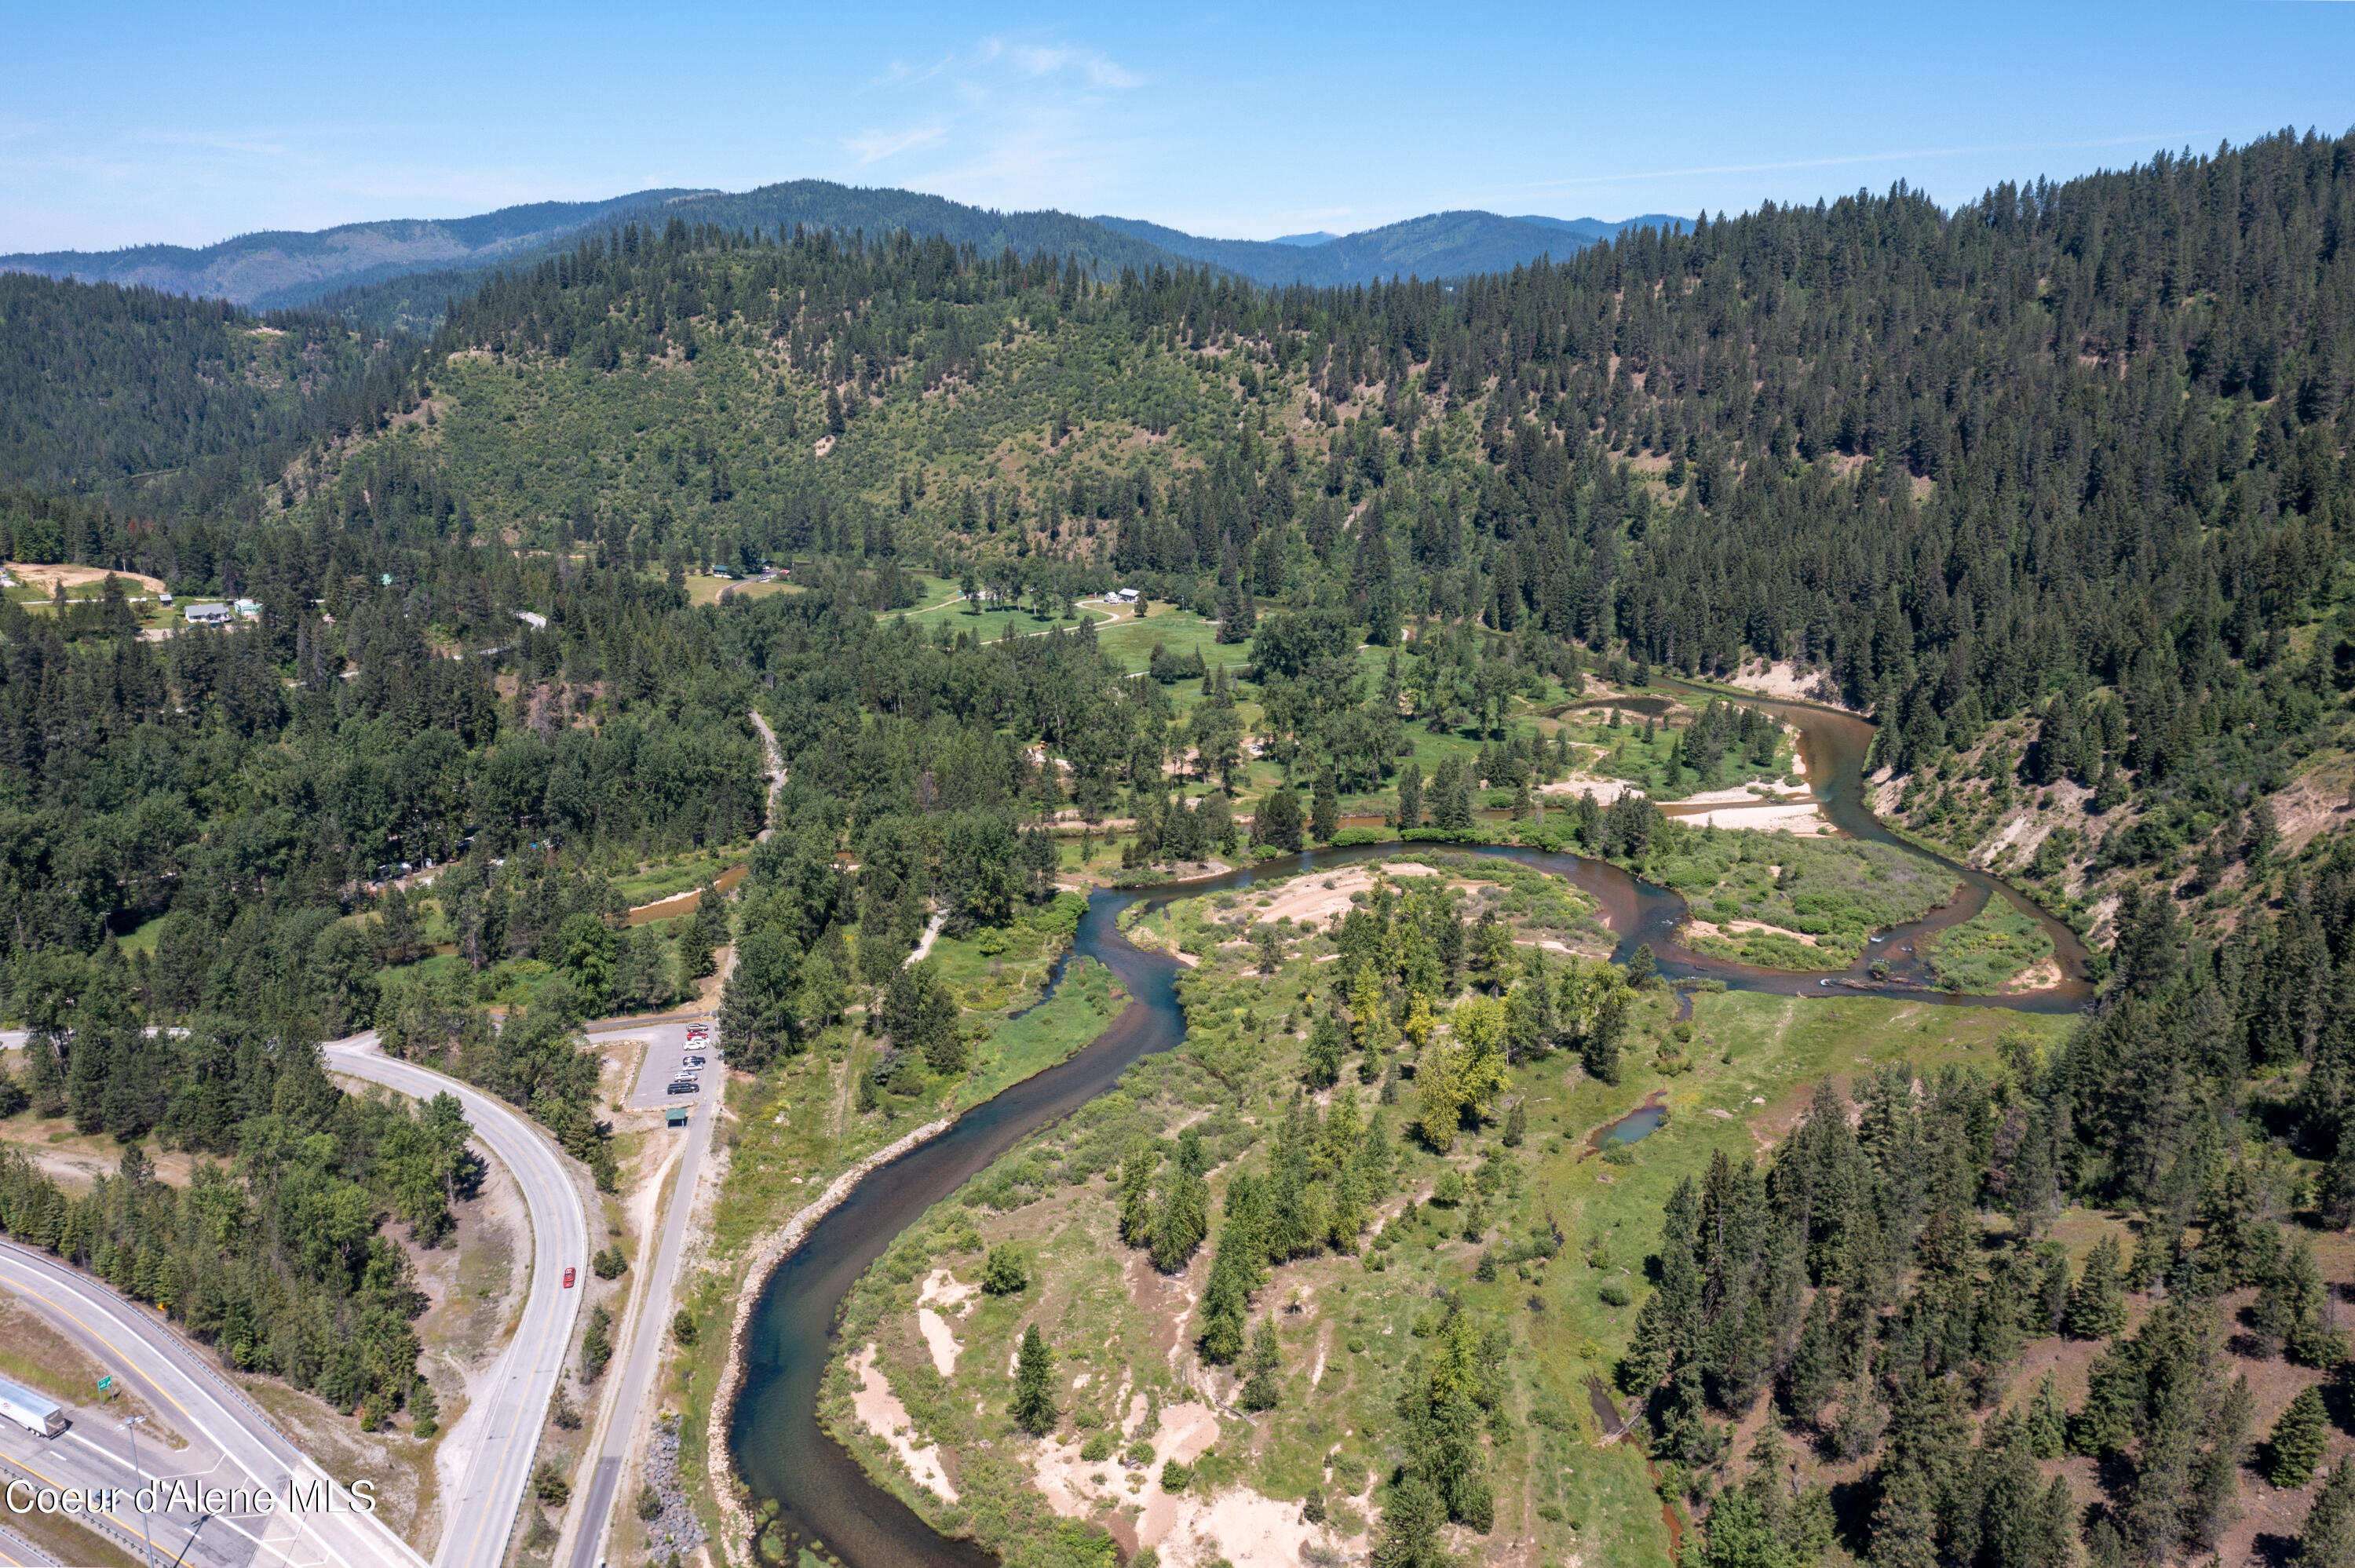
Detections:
[2270, 1386, 2332, 1490]
[1312, 773, 1340, 842]
[1251, 785, 1305, 853]
[2262, 1242, 2350, 1366]
[1148, 1132, 1210, 1272]
[1117, 1139, 1159, 1246]
[1869, 1461, 1940, 1568]
[2297, 1458, 2355, 1568]
[1012, 1322, 1057, 1435]
[2072, 1347, 2141, 1457]
[1784, 1291, 1838, 1423]
[2024, 1371, 2067, 1459]
[2035, 1245, 2071, 1334]
[1198, 1180, 1267, 1363]
[1397, 761, 1424, 828]
[2067, 1234, 2127, 1339]
[1239, 1318, 1282, 1410]
[1706, 1489, 1792, 1568]
[915, 975, 964, 1074]
[1304, 1012, 1348, 1087]
[1371, 1472, 1448, 1568]
[580, 1303, 613, 1383]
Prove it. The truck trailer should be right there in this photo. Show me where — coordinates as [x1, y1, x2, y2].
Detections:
[0, 1379, 66, 1439]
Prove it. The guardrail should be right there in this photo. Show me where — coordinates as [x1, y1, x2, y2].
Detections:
[0, 1238, 308, 1464]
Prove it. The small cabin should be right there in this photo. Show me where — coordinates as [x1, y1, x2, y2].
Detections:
[183, 603, 234, 626]
[666, 1105, 690, 1128]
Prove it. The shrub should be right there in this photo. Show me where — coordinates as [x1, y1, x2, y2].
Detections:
[981, 1243, 1029, 1295]
[593, 1244, 627, 1279]
[1160, 1460, 1191, 1493]
[637, 1483, 663, 1521]
[533, 1462, 571, 1508]
[1601, 1282, 1633, 1307]
[1124, 1440, 1156, 1468]
[672, 1308, 699, 1347]
[1080, 1431, 1116, 1462]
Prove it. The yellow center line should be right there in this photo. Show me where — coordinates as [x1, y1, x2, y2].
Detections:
[0, 1452, 159, 1560]
[2, 1273, 197, 1429]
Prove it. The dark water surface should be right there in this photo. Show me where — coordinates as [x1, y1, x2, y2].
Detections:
[727, 691, 2091, 1568]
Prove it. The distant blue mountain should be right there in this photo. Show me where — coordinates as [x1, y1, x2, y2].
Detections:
[0, 191, 704, 309]
[1091, 208, 1685, 287]
[5, 180, 1700, 333]
[1513, 213, 1692, 241]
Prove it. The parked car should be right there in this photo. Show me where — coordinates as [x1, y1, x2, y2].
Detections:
[667, 1078, 699, 1096]
[681, 1055, 706, 1067]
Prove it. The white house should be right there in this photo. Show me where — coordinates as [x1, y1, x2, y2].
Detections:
[183, 603, 234, 626]
[1107, 588, 1140, 603]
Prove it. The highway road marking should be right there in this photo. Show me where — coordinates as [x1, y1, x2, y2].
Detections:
[328, 1044, 584, 1568]
[66, 1433, 308, 1568]
[0, 1258, 391, 1568]
[0, 1449, 172, 1566]
[2, 1274, 199, 1428]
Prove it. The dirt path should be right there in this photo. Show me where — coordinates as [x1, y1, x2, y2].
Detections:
[749, 711, 787, 840]
[904, 909, 948, 967]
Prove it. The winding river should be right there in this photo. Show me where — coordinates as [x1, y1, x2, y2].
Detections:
[725, 688, 2092, 1568]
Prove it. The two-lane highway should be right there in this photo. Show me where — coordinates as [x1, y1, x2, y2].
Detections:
[323, 1034, 590, 1568]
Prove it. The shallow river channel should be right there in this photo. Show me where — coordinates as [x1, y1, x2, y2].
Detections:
[726, 686, 2091, 1568]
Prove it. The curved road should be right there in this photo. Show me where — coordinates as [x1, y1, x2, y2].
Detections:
[0, 1239, 427, 1568]
[323, 1034, 590, 1568]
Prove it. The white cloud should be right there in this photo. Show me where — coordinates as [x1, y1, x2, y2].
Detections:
[843, 123, 947, 165]
[819, 31, 1154, 208]
[988, 40, 1143, 89]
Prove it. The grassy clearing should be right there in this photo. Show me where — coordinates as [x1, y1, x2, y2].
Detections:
[610, 848, 747, 908]
[1655, 830, 1958, 968]
[955, 957, 1123, 1113]
[115, 912, 169, 956]
[1539, 698, 1798, 801]
[1094, 605, 1246, 676]
[1919, 900, 2054, 991]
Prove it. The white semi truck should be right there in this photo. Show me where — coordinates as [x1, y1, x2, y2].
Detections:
[0, 1378, 66, 1439]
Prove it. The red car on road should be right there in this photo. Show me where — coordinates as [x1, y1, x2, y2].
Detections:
[563, 1267, 576, 1289]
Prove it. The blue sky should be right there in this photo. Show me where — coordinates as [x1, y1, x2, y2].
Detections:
[5, 0, 2351, 253]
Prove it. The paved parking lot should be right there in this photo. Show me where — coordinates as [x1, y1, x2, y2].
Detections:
[585, 1013, 721, 1110]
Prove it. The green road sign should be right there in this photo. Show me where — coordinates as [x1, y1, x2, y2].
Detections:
[97, 1375, 112, 1391]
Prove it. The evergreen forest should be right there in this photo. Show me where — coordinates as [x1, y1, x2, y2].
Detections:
[0, 127, 2352, 1566]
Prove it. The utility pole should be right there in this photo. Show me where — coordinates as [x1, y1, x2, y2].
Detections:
[119, 1414, 155, 1568]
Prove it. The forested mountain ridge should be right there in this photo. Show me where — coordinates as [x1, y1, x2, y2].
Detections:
[230, 129, 2352, 941]
[6, 176, 1689, 333]
[1, 189, 699, 310]
[0, 273, 413, 513]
